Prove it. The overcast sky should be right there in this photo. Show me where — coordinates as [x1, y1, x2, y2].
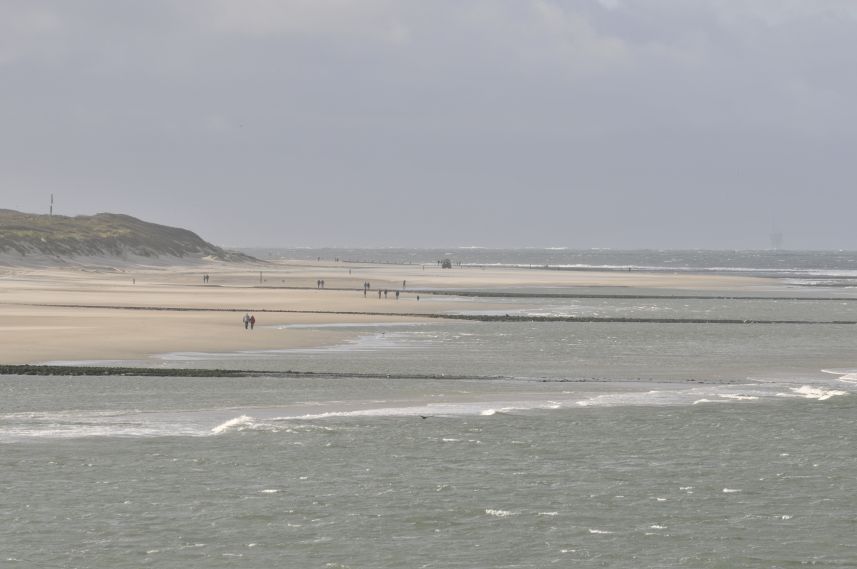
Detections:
[2, 1, 856, 249]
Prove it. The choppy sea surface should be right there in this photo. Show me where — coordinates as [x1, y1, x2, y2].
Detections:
[244, 247, 857, 284]
[4, 249, 857, 568]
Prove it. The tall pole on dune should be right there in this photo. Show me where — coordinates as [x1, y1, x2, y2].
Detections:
[50, 194, 53, 216]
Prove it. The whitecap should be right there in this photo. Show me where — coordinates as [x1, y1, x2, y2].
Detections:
[485, 509, 515, 518]
[211, 415, 255, 434]
[782, 386, 848, 401]
[722, 488, 742, 493]
[718, 394, 759, 401]
[588, 529, 613, 534]
[836, 373, 857, 385]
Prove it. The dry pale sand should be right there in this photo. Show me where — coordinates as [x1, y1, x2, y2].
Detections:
[0, 259, 773, 365]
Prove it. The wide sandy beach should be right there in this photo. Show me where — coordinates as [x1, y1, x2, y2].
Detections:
[0, 259, 772, 365]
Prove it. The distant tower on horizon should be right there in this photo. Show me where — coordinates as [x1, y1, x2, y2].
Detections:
[770, 218, 783, 250]
[770, 231, 783, 250]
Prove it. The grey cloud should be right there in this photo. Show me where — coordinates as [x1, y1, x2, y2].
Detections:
[1, 1, 856, 248]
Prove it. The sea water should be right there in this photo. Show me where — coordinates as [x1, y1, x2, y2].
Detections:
[4, 249, 857, 567]
[2, 375, 856, 567]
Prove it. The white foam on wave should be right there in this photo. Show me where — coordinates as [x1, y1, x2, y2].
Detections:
[479, 406, 525, 415]
[575, 379, 852, 409]
[588, 529, 614, 534]
[211, 415, 256, 434]
[718, 394, 759, 401]
[208, 402, 521, 433]
[822, 369, 857, 385]
[837, 373, 857, 385]
[0, 409, 208, 441]
[485, 509, 515, 518]
[10, 370, 854, 442]
[203, 395, 616, 433]
[577, 389, 717, 408]
[722, 488, 742, 493]
[778, 386, 848, 401]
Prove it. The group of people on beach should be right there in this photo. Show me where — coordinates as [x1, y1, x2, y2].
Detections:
[374, 289, 401, 300]
[242, 313, 256, 330]
[202, 274, 210, 284]
[316, 279, 326, 288]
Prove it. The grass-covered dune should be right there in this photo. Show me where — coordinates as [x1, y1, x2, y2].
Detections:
[0, 209, 252, 262]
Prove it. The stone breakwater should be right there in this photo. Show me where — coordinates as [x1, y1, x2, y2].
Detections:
[0, 365, 736, 384]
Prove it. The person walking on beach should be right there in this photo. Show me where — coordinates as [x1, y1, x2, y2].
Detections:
[243, 313, 250, 330]
[395, 290, 400, 300]
[249, 314, 256, 330]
